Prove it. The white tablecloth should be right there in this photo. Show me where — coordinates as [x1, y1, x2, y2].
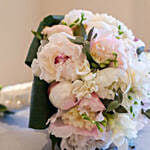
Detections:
[0, 108, 51, 150]
[0, 108, 149, 150]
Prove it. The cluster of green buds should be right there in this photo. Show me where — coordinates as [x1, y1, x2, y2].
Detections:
[116, 25, 124, 39]
[81, 113, 107, 133]
[99, 52, 118, 69]
[0, 85, 2, 90]
[62, 12, 86, 28]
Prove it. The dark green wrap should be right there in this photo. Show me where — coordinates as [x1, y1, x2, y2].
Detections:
[25, 15, 64, 129]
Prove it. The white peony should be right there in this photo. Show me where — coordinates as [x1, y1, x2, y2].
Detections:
[96, 68, 130, 99]
[109, 114, 138, 149]
[31, 32, 84, 83]
[128, 54, 150, 98]
[87, 13, 134, 41]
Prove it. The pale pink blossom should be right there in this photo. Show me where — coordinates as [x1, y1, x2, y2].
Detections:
[90, 33, 127, 69]
[78, 93, 105, 112]
[49, 119, 100, 139]
[49, 81, 78, 110]
[42, 25, 73, 37]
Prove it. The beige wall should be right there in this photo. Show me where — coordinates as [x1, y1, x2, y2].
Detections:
[0, 0, 149, 86]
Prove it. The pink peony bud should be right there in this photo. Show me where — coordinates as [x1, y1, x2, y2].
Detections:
[49, 81, 78, 110]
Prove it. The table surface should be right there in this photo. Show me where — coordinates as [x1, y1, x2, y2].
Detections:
[0, 108, 149, 150]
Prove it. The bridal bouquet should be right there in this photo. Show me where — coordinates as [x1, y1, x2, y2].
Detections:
[25, 9, 150, 150]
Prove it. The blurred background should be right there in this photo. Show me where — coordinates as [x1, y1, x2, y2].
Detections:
[0, 0, 149, 86]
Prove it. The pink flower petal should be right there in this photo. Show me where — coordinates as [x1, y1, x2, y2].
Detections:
[79, 93, 105, 112]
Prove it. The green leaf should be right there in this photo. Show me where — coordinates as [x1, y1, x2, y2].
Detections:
[104, 59, 111, 65]
[69, 18, 80, 28]
[112, 52, 118, 60]
[68, 36, 84, 45]
[118, 25, 124, 36]
[82, 42, 100, 70]
[100, 99, 113, 108]
[29, 77, 57, 129]
[100, 63, 107, 68]
[106, 101, 120, 112]
[74, 18, 80, 23]
[0, 104, 14, 115]
[119, 31, 124, 35]
[136, 46, 145, 56]
[116, 36, 120, 39]
[87, 27, 94, 41]
[142, 109, 150, 119]
[103, 111, 115, 120]
[4, 110, 14, 115]
[100, 119, 107, 127]
[113, 60, 118, 67]
[61, 21, 67, 25]
[86, 51, 100, 69]
[32, 31, 43, 40]
[81, 113, 104, 132]
[0, 85, 2, 90]
[134, 101, 138, 105]
[25, 15, 64, 67]
[118, 25, 121, 30]
[130, 106, 133, 113]
[73, 24, 87, 40]
[129, 87, 134, 93]
[80, 12, 86, 24]
[95, 121, 103, 132]
[50, 134, 61, 150]
[115, 105, 128, 113]
[25, 15, 64, 129]
[0, 104, 7, 112]
[128, 95, 133, 101]
[114, 88, 123, 103]
[80, 24, 87, 40]
[81, 113, 90, 121]
[92, 33, 98, 40]
[141, 101, 144, 106]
